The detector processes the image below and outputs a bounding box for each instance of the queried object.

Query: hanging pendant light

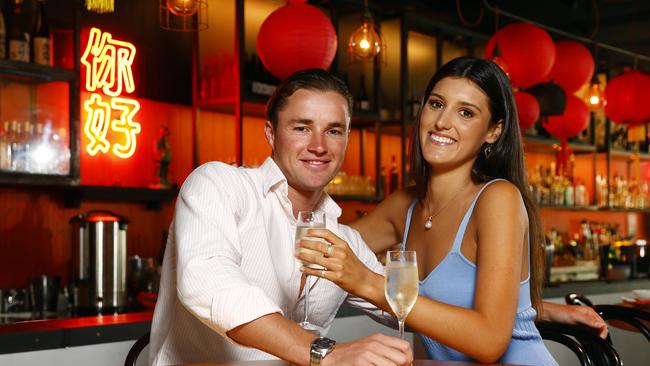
[347,0,383,61]
[585,77,605,111]
[166,0,199,16]
[85,0,114,14]
[160,0,208,32]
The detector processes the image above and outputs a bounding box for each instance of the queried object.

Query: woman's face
[419,76,501,170]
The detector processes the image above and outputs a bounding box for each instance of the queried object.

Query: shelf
[523,136,597,154]
[62,185,178,210]
[539,205,650,213]
[606,148,650,161]
[331,194,383,203]
[0,171,78,186]
[0,60,77,83]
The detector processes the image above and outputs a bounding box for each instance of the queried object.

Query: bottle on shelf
[0,6,6,59]
[389,155,398,194]
[9,0,29,63]
[32,0,52,66]
[0,121,11,170]
[357,74,370,112]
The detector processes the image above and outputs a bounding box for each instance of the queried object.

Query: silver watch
[310,337,336,366]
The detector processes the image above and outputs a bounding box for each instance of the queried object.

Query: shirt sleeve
[339,226,398,328]
[174,163,282,340]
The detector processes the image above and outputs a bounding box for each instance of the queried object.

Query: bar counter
[0,278,647,355]
[182,360,514,366]
[0,310,152,354]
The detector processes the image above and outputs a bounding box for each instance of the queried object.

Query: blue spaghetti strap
[450,179,506,253]
[402,199,418,250]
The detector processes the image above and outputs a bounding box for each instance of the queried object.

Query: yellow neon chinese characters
[81,27,136,97]
[81,27,141,159]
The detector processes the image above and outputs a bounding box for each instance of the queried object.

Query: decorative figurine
[151,126,171,188]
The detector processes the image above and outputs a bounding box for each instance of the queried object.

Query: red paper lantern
[604,70,650,125]
[514,91,540,130]
[543,95,590,139]
[547,41,594,93]
[485,23,556,89]
[257,0,338,80]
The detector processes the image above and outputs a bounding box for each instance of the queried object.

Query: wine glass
[295,211,326,334]
[385,250,419,339]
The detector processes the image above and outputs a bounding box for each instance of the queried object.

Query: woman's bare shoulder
[475,180,527,224]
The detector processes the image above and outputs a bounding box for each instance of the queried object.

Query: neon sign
[81,27,141,158]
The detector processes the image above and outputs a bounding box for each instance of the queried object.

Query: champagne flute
[295,211,326,334]
[385,250,419,339]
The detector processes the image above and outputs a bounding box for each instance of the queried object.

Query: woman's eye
[459,109,473,118]
[429,100,443,109]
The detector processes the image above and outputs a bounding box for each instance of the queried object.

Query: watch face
[313,337,336,351]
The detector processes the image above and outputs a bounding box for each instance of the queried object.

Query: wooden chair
[124,331,150,366]
[536,321,622,366]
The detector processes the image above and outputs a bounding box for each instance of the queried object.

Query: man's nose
[307,132,327,154]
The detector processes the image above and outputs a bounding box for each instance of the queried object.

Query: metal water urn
[70,210,128,313]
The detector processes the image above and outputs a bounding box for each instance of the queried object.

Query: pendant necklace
[424,184,470,230]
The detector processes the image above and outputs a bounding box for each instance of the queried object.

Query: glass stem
[398,319,405,339]
[303,275,311,324]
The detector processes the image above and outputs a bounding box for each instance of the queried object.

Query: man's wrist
[310,337,336,366]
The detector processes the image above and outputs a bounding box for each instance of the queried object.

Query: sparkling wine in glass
[295,211,326,334]
[385,250,419,339]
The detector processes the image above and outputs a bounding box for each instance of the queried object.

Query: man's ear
[264,120,275,147]
[486,120,504,144]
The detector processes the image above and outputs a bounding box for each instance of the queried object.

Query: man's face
[265,89,350,194]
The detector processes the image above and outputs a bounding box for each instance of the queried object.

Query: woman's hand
[296,229,384,302]
[541,302,609,339]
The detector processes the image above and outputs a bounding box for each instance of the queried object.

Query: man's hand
[322,333,412,366]
[541,302,608,339]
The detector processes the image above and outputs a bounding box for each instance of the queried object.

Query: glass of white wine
[295,211,326,334]
[385,250,419,339]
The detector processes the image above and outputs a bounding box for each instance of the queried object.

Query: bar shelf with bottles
[0,0,79,186]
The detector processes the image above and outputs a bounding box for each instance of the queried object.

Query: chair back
[537,321,622,366]
[124,332,150,366]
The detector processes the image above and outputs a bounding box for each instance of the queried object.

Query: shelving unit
[0,7,81,187]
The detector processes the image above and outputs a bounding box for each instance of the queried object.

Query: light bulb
[167,0,198,16]
[584,82,605,111]
[348,20,382,61]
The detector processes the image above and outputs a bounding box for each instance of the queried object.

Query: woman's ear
[264,121,275,147]
[485,119,504,144]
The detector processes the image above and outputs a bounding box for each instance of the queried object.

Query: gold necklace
[424,184,470,230]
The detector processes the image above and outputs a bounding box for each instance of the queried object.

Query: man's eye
[294,126,307,132]
[328,129,343,136]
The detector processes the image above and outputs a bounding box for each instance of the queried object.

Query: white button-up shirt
[149,158,387,365]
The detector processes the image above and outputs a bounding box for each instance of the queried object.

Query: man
[149,69,412,366]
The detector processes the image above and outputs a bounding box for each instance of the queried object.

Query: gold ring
[326,243,334,257]
[320,268,327,277]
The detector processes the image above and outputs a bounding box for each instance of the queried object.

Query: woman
[298,57,595,365]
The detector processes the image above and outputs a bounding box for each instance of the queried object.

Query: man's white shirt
[149,157,389,365]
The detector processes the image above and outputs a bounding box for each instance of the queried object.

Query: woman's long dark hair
[409,56,545,315]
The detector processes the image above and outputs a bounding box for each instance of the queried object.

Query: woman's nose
[434,110,453,130]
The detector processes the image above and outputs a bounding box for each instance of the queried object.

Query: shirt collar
[259,157,342,219]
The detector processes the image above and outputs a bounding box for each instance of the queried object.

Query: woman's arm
[540,302,608,338]
[299,181,526,363]
[349,188,414,254]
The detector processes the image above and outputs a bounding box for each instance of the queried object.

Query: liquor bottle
[0,121,11,170]
[389,155,399,194]
[0,7,6,59]
[10,120,22,171]
[32,0,51,66]
[9,0,29,62]
[357,74,370,111]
